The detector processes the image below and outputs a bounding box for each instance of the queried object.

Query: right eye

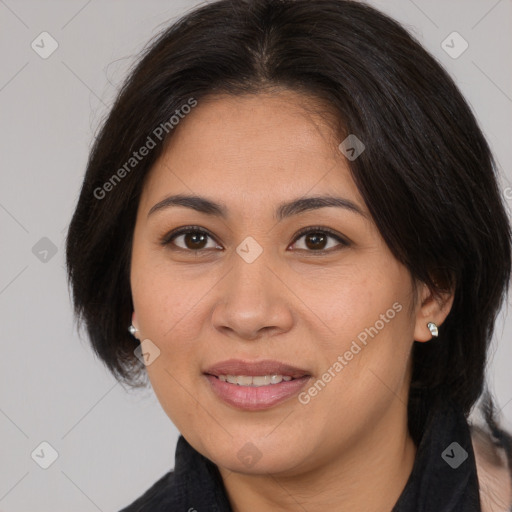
[160,226,223,253]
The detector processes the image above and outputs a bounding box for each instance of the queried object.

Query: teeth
[218,375,294,386]
[253,375,271,386]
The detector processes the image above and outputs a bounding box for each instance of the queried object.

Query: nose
[211,250,294,341]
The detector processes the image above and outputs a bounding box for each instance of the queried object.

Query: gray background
[0,0,511,510]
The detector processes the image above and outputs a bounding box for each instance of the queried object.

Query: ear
[413,282,454,342]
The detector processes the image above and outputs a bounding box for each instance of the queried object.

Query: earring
[427,322,439,338]
[128,325,139,337]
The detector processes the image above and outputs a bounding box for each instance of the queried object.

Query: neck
[217,400,417,512]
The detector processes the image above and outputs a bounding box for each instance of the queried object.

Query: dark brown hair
[66,0,511,448]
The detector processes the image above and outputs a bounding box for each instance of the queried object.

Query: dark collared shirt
[120,400,512,511]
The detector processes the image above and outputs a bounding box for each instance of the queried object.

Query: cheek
[131,248,207,342]
[308,263,406,348]
[309,264,414,402]
[134,268,205,431]
[133,275,205,385]
[130,249,208,423]
[146,364,202,436]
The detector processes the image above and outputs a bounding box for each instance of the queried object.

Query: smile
[216,374,294,386]
[204,374,311,411]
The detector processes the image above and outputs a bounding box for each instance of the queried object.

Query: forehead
[139,91,363,214]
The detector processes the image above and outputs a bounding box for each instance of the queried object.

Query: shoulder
[471,426,512,512]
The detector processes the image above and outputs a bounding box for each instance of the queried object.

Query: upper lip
[204,359,311,379]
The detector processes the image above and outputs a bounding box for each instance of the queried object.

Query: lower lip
[205,375,311,411]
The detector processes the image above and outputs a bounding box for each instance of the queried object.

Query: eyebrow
[147,193,366,221]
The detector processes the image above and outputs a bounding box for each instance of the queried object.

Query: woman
[65,0,512,510]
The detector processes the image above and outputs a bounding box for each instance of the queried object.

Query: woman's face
[130,90,439,475]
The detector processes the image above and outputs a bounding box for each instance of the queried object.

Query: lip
[204,359,310,379]
[203,359,312,411]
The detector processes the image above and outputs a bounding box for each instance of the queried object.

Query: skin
[129,89,454,512]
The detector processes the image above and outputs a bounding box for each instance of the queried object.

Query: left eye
[161,226,349,253]
[290,228,349,252]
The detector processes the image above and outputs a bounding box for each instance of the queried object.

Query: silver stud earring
[128,325,139,337]
[427,322,438,338]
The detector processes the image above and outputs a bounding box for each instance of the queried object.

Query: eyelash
[159,225,350,255]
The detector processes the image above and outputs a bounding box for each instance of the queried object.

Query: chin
[217,449,303,475]
[202,432,311,475]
